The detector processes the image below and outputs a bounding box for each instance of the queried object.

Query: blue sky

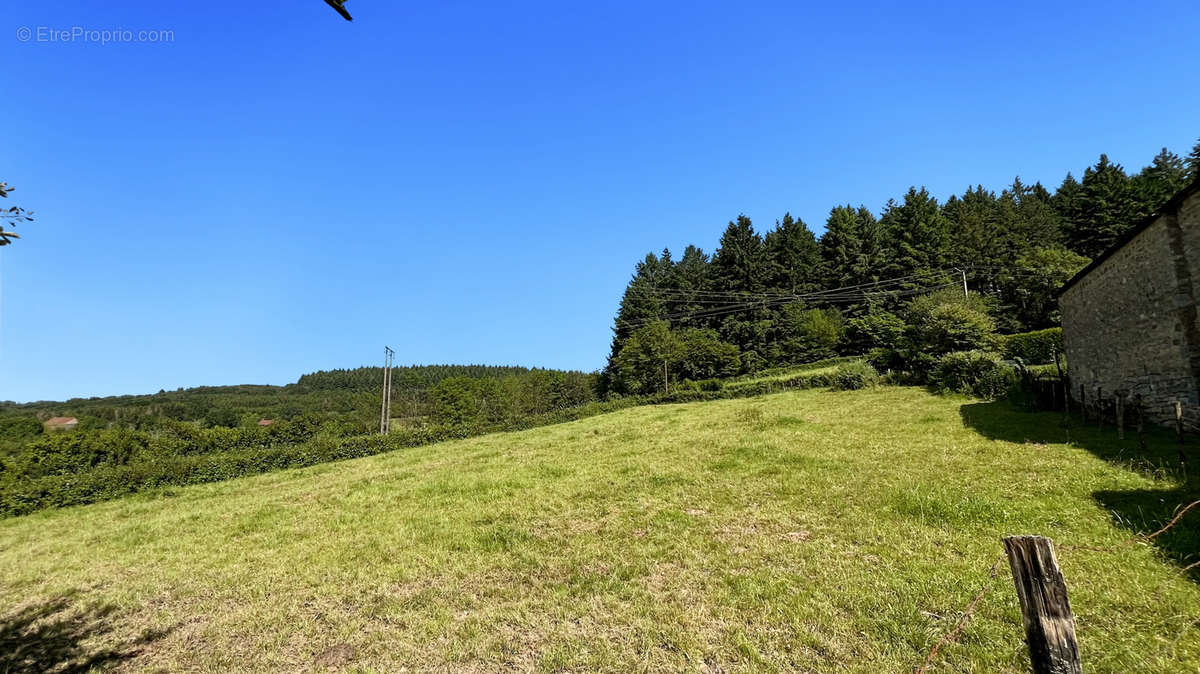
[1,1,1197,402]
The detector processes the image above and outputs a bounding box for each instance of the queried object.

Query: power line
[620,271,957,312]
[625,269,957,303]
[613,276,961,331]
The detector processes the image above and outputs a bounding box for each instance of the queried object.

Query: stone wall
[1060,188,1200,426]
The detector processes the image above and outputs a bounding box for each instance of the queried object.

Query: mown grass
[0,387,1196,672]
[724,357,856,390]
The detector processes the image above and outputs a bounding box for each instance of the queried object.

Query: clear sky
[2,1,1197,402]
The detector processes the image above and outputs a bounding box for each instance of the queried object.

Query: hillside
[1,387,1196,672]
[0,364,580,425]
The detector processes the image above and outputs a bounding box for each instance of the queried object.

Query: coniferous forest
[600,141,1200,395]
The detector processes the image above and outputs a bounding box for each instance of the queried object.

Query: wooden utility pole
[1003,535,1082,674]
[379,346,394,435]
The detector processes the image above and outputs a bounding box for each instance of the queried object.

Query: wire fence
[915,499,1199,672]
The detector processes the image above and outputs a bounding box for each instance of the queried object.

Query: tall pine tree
[1132,148,1188,219]
[944,185,1002,272]
[879,187,950,282]
[1069,154,1136,258]
[712,215,767,293]
[998,177,1064,256]
[712,215,771,361]
[606,252,673,371]
[764,212,821,294]
[819,205,863,287]
[1187,137,1200,182]
[852,206,883,287]
[672,245,713,329]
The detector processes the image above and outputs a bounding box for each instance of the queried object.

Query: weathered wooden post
[1053,349,1067,416]
[1136,394,1145,451]
[1079,384,1087,423]
[1096,386,1103,431]
[1116,393,1125,441]
[1003,536,1082,674]
[1177,400,1188,470]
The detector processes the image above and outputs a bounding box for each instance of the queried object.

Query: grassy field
[723,358,853,391]
[0,386,1196,672]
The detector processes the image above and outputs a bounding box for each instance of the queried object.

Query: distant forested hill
[0,363,602,516]
[0,364,596,449]
[294,364,535,393]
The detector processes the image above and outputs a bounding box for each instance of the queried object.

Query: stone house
[1059,177,1200,426]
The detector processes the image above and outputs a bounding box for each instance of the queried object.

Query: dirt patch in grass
[314,643,355,669]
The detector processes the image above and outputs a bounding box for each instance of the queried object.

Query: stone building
[1059,177,1200,426]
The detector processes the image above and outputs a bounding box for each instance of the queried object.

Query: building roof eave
[1059,176,1200,297]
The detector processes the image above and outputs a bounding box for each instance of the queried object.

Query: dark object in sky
[324,0,353,21]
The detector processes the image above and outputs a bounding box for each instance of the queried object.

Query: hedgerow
[1000,327,1064,364]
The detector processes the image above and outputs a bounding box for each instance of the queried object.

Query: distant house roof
[257,419,275,426]
[44,416,79,429]
[1060,175,1200,296]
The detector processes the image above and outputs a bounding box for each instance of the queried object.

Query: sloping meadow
[0,387,1195,672]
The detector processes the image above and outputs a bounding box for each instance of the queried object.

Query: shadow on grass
[960,401,1199,579]
[0,594,174,673]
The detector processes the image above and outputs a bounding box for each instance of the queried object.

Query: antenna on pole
[379,346,394,435]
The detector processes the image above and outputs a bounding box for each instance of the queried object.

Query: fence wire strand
[916,498,1199,671]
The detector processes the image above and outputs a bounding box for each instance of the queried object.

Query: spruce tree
[606,252,671,372]
[944,185,1001,271]
[1132,147,1188,218]
[672,245,712,329]
[879,187,950,282]
[852,206,883,286]
[712,215,771,359]
[1187,137,1200,182]
[999,177,1064,256]
[819,205,863,287]
[764,212,821,294]
[1052,172,1083,225]
[1070,154,1136,258]
[712,215,767,293]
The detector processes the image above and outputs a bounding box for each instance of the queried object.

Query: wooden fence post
[1003,536,1082,674]
[1116,393,1124,441]
[1136,394,1145,451]
[1096,386,1103,430]
[1053,350,1068,417]
[1079,385,1086,423]
[1177,400,1188,470]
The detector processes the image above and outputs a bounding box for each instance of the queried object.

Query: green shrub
[831,361,879,391]
[1001,327,1063,365]
[775,305,844,363]
[910,301,996,356]
[931,351,1016,399]
[842,311,907,354]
